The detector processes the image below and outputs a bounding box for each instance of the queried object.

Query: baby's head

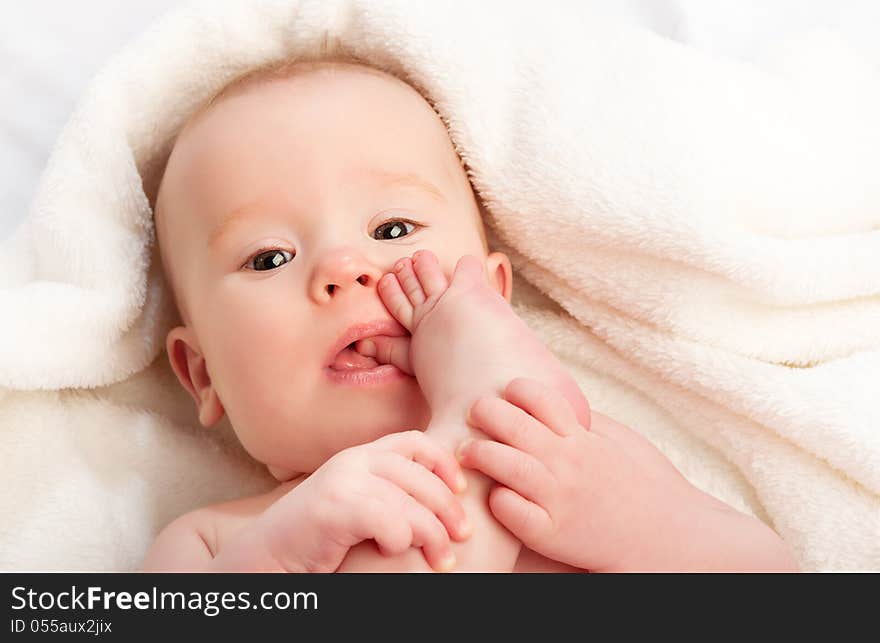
[154,55,512,481]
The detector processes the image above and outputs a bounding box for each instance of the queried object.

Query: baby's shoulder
[194,477,304,541]
[143,480,302,571]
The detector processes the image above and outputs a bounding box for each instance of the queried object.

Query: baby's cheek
[219,368,306,456]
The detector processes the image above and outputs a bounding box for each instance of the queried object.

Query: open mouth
[325,340,405,387]
[328,342,380,372]
[324,319,408,386]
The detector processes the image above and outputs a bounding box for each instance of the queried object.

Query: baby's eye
[373,219,417,240]
[247,248,294,272]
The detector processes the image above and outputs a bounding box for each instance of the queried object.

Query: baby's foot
[357,250,590,571]
[362,249,590,437]
[357,249,591,572]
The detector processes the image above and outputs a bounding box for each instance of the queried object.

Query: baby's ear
[485,252,513,302]
[165,326,225,428]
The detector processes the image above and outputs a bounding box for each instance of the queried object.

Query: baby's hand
[458,377,707,572]
[258,431,471,572]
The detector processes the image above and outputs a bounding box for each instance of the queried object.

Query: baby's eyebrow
[208,201,269,248]
[207,169,445,248]
[364,169,446,204]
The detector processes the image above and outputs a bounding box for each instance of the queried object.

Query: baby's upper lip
[325,319,408,368]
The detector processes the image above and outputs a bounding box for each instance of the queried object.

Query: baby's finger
[372,451,471,542]
[503,377,579,437]
[457,438,553,505]
[468,395,553,456]
[379,430,467,494]
[356,335,413,375]
[350,482,413,556]
[488,486,553,548]
[402,495,457,572]
[366,480,455,570]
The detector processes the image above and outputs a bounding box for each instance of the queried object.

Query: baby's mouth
[329,342,380,371]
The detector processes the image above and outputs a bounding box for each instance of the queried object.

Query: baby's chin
[263,410,432,482]
[266,463,301,482]
[326,378,431,433]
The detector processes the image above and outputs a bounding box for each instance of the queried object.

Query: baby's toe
[412,250,449,298]
[394,257,426,307]
[356,335,414,375]
[378,272,414,330]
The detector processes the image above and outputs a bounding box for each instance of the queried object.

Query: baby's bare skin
[143,474,576,572]
[358,249,592,571]
[143,60,796,573]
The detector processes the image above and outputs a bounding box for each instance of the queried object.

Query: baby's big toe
[355,335,413,375]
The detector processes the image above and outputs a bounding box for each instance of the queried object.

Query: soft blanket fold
[1,0,878,570]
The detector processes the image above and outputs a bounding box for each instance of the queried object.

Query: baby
[142,55,798,572]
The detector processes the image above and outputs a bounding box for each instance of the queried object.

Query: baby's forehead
[169,65,453,179]
[173,70,444,182]
[182,60,434,140]
[155,60,465,234]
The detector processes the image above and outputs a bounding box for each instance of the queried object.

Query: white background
[1,0,878,242]
[0,0,183,240]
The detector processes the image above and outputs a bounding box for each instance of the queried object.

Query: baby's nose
[310,249,383,302]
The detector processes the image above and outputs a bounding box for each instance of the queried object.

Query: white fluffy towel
[1,0,878,571]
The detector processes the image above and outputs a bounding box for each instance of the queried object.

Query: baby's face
[155,64,508,479]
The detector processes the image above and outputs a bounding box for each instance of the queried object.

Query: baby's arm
[623,495,799,572]
[458,377,799,572]
[142,511,215,571]
[143,431,469,572]
[142,502,284,572]
[143,480,502,574]
[144,452,516,573]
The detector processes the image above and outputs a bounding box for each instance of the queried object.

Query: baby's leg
[365,250,591,570]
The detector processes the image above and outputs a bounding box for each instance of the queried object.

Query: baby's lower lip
[325,364,408,386]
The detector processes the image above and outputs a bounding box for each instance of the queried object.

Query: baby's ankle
[425,410,482,452]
